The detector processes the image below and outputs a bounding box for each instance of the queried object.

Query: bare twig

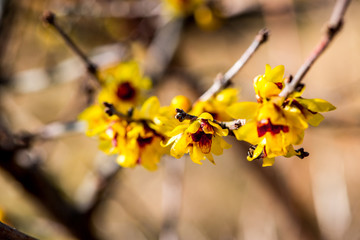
[199,28,269,101]
[175,108,244,131]
[42,11,99,81]
[0,221,38,240]
[175,108,197,122]
[279,0,351,98]
[103,102,133,120]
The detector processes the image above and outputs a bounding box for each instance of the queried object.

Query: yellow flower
[227,64,336,166]
[117,122,166,171]
[97,61,152,114]
[79,96,169,170]
[228,100,307,166]
[254,64,285,102]
[163,112,231,164]
[191,88,238,121]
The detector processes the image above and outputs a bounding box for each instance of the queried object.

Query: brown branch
[0,126,100,240]
[279,0,351,98]
[0,221,38,240]
[42,11,99,81]
[199,28,269,101]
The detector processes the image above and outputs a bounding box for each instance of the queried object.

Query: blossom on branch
[227,65,335,166]
[97,61,152,114]
[162,112,231,164]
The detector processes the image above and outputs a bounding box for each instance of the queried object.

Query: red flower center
[257,119,289,137]
[191,129,212,154]
[116,82,136,100]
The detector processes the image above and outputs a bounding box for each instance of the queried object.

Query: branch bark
[0,221,38,240]
[199,28,269,101]
[279,0,351,98]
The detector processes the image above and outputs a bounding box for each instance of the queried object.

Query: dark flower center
[116,82,136,100]
[257,119,289,137]
[137,136,153,148]
[191,129,212,154]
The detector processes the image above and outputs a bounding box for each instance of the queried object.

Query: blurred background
[0,0,359,239]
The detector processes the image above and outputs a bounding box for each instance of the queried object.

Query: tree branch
[0,221,38,240]
[199,28,269,101]
[0,126,100,240]
[42,11,99,81]
[279,0,351,98]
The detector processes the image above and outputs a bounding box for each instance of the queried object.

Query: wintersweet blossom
[97,61,152,114]
[227,65,335,166]
[163,112,231,164]
[80,82,169,170]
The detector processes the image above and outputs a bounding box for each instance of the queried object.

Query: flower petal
[307,113,325,127]
[188,121,201,134]
[190,144,205,164]
[199,112,214,121]
[233,121,259,144]
[262,157,275,167]
[226,102,258,120]
[297,98,336,112]
[267,65,284,82]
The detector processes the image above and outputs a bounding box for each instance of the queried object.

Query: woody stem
[279,0,351,98]
[199,28,269,101]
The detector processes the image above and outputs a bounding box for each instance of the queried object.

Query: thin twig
[175,108,244,131]
[199,28,269,101]
[279,0,351,98]
[0,221,38,240]
[42,11,99,81]
[103,102,133,120]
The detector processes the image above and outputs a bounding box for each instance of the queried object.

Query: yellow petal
[297,98,336,112]
[168,124,188,136]
[211,135,223,155]
[264,64,272,76]
[307,112,325,126]
[226,102,259,120]
[199,112,214,121]
[188,121,200,133]
[190,144,205,164]
[139,96,160,119]
[267,65,284,82]
[170,134,189,158]
[262,157,275,167]
[233,121,259,144]
[206,153,215,164]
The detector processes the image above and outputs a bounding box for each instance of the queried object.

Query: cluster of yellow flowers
[79,61,334,170]
[227,65,335,166]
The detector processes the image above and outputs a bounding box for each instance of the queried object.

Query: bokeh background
[0,0,360,239]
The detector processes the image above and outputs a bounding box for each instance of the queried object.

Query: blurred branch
[42,11,99,81]
[199,28,269,101]
[0,125,101,240]
[159,157,185,240]
[235,143,324,240]
[279,0,351,98]
[144,18,184,84]
[0,221,37,240]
